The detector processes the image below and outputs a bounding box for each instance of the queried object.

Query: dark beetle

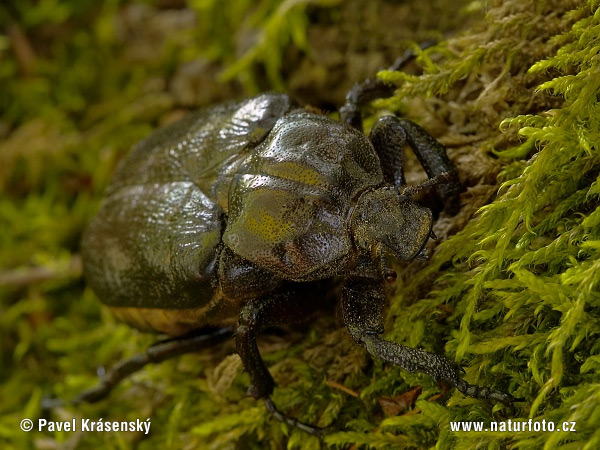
[80,91,513,434]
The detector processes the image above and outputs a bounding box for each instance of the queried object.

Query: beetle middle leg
[236,283,326,436]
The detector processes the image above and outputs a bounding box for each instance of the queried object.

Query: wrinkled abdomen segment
[82,181,224,323]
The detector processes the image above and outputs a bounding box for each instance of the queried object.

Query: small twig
[7,23,37,76]
[325,380,359,397]
[0,255,82,287]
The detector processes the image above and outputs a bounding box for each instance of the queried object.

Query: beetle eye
[384,270,397,283]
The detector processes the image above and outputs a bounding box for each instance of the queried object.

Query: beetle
[75,69,514,435]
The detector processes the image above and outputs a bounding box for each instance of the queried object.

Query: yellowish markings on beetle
[106,287,242,336]
[108,305,212,336]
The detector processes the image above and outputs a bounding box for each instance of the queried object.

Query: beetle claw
[264,397,326,437]
[247,385,262,399]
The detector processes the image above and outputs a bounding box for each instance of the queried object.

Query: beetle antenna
[399,171,452,198]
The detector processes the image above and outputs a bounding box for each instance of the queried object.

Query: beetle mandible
[78,66,514,435]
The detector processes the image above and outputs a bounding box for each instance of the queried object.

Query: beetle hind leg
[42,327,232,410]
[264,397,323,436]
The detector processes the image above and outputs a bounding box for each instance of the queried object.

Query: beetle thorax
[350,187,433,261]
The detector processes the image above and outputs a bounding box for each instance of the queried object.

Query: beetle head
[351,187,433,261]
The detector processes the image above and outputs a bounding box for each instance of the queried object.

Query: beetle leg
[395,117,461,210]
[369,115,407,189]
[342,272,515,409]
[340,77,395,131]
[360,334,515,407]
[341,262,386,341]
[340,43,434,130]
[42,328,231,410]
[236,284,325,436]
[369,115,461,211]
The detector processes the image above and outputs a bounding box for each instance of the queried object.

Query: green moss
[2,0,599,449]
[347,0,600,448]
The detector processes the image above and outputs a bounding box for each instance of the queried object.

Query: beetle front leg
[369,115,461,211]
[340,78,395,131]
[236,285,325,436]
[359,334,515,406]
[368,115,407,189]
[397,118,461,210]
[342,276,515,408]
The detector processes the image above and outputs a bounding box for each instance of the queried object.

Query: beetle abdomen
[82,181,222,310]
[82,93,294,317]
[106,287,241,336]
[108,304,216,336]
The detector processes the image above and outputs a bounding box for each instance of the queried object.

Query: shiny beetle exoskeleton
[77,83,513,434]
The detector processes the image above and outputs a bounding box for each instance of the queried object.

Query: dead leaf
[377,386,422,416]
